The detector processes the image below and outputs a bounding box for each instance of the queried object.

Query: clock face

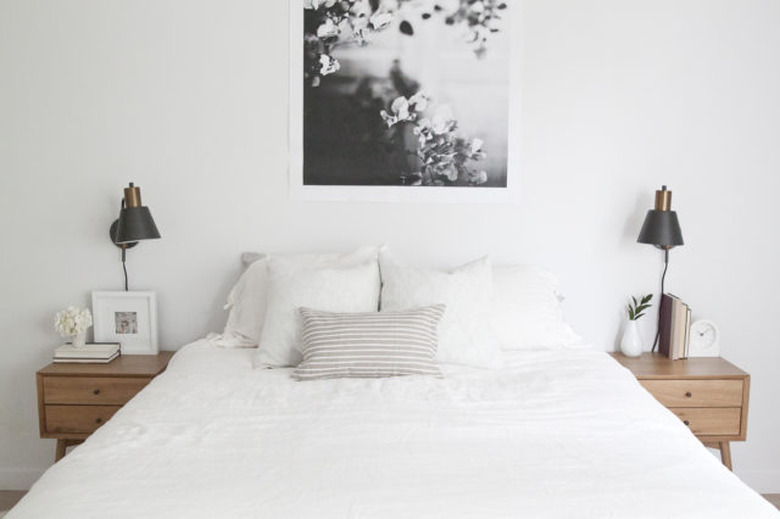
[689,320,719,357]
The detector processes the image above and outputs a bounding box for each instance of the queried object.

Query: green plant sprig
[627,294,653,321]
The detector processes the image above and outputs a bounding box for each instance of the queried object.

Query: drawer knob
[683,420,691,426]
[93,389,101,395]
[685,392,692,398]
[95,418,102,424]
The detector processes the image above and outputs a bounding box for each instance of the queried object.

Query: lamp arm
[122,247,129,292]
[651,248,670,352]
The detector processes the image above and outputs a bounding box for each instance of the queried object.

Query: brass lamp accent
[654,186,672,212]
[109,182,161,291]
[122,183,143,209]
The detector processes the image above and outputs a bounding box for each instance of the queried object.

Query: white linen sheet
[9,341,778,518]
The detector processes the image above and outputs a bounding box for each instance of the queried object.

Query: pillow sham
[214,255,269,348]
[379,252,502,368]
[291,305,445,381]
[254,258,381,368]
[214,246,380,348]
[491,264,584,350]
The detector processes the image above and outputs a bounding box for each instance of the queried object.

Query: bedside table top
[38,351,174,377]
[611,352,747,380]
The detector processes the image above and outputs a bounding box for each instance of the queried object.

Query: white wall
[1,0,778,492]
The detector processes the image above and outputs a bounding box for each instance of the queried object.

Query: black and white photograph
[291,0,520,202]
[114,311,138,334]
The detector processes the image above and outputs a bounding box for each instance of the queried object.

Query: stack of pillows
[214,246,584,380]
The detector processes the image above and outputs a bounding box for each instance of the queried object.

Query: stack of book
[54,343,120,363]
[659,293,691,360]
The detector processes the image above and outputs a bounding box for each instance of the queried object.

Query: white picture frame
[91,291,159,355]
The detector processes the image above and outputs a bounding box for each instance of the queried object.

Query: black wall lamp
[637,185,684,351]
[109,182,161,291]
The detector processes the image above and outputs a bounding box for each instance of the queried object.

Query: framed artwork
[92,291,159,355]
[289,0,521,203]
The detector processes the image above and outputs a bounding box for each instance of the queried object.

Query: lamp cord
[121,247,129,292]
[651,248,669,352]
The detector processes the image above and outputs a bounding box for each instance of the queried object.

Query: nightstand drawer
[669,407,742,436]
[640,379,743,407]
[43,376,150,405]
[44,405,121,434]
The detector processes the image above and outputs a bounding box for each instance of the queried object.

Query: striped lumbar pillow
[291,305,446,381]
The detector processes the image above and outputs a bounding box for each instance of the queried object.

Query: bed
[9,248,779,517]
[10,341,778,518]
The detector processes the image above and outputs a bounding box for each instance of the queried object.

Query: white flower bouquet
[54,306,93,337]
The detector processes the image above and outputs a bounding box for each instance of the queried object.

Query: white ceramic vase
[72,331,87,349]
[620,320,643,357]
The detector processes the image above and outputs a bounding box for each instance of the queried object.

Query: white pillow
[379,252,502,368]
[254,258,381,368]
[214,246,380,348]
[214,255,270,348]
[492,265,584,350]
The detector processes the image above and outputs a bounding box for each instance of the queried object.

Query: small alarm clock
[688,320,720,357]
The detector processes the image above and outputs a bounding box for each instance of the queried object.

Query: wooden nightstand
[612,352,750,470]
[36,352,174,461]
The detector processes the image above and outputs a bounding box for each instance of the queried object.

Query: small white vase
[71,331,87,349]
[620,320,643,357]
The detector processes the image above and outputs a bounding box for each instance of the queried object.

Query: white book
[54,342,120,359]
[53,351,120,364]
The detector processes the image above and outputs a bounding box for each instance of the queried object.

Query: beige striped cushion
[292,305,446,381]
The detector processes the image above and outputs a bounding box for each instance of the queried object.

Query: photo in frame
[92,291,159,355]
[289,0,522,203]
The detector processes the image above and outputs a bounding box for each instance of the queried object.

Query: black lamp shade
[114,206,161,244]
[637,210,683,249]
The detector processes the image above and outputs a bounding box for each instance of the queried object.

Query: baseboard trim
[738,470,780,494]
[0,468,44,491]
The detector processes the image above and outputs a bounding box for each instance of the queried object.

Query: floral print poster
[290,0,520,202]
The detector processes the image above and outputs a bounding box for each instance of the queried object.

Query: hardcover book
[658,294,674,358]
[53,351,120,363]
[659,294,691,360]
[54,342,120,361]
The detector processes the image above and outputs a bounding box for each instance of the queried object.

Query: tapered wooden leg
[720,442,732,471]
[703,441,733,471]
[55,439,83,462]
[55,440,67,462]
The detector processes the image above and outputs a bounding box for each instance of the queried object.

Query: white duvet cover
[10,341,778,518]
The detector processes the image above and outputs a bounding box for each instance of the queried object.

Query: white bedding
[10,341,778,518]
